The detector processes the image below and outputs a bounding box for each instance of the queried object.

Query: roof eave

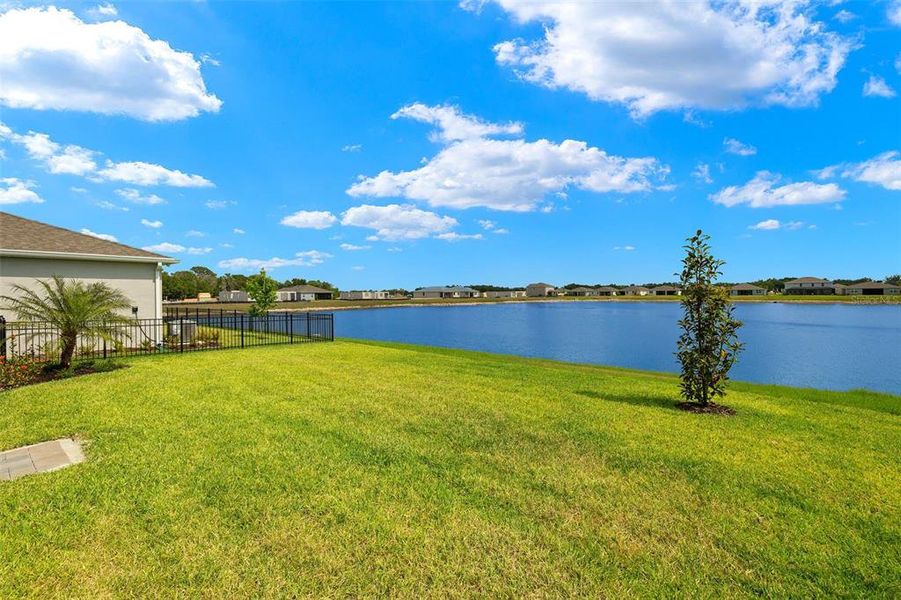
[0,248,178,265]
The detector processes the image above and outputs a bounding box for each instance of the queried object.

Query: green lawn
[1,341,898,596]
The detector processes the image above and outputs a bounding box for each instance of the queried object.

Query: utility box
[167,320,197,344]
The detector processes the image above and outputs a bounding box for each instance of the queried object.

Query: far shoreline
[165,294,901,314]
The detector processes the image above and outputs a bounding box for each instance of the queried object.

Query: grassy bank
[1,342,898,596]
[165,293,901,313]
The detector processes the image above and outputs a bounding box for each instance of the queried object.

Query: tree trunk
[60,333,76,369]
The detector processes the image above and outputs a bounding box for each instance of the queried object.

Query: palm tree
[1,276,133,368]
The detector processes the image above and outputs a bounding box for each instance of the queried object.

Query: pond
[330,301,901,394]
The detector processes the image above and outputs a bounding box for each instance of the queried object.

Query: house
[651,285,682,296]
[621,286,649,296]
[566,286,598,297]
[842,281,901,296]
[595,286,618,296]
[217,290,250,302]
[340,290,390,300]
[217,290,247,302]
[783,277,836,295]
[729,283,766,296]
[484,290,526,299]
[526,282,556,297]
[277,284,334,301]
[0,212,176,322]
[412,286,479,299]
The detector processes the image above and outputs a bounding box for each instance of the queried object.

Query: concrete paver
[0,439,84,481]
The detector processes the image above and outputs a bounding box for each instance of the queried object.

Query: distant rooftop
[278,284,333,293]
[417,286,477,293]
[785,277,831,284]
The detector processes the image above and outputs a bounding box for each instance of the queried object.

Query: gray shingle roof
[0,211,175,263]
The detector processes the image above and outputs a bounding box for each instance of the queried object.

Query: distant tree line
[161,266,339,301]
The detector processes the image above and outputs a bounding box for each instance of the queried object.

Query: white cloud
[749,219,805,230]
[143,242,184,253]
[341,144,362,152]
[205,200,237,210]
[492,227,510,234]
[95,200,128,211]
[613,245,636,251]
[352,265,365,271]
[185,230,205,238]
[218,251,332,271]
[280,210,338,229]
[341,204,457,241]
[838,151,901,191]
[349,104,668,212]
[220,243,234,249]
[0,178,42,205]
[116,188,166,205]
[2,129,97,175]
[86,4,117,19]
[340,243,371,251]
[140,218,162,228]
[473,1,851,118]
[889,0,901,26]
[863,75,896,98]
[724,138,757,156]
[70,187,87,193]
[0,7,221,121]
[98,161,213,187]
[711,172,845,208]
[200,53,220,67]
[693,163,713,184]
[435,232,484,242]
[478,219,497,230]
[81,228,117,242]
[0,122,212,187]
[833,10,855,23]
[233,228,245,234]
[392,103,523,142]
[186,247,212,255]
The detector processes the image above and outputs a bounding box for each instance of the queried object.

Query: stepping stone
[0,438,85,481]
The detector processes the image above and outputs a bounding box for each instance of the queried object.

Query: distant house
[0,211,176,321]
[730,283,766,296]
[783,277,836,295]
[651,285,682,296]
[595,286,618,296]
[621,286,649,296]
[412,286,479,299]
[277,285,334,301]
[526,283,556,297]
[484,290,526,299]
[340,290,390,300]
[842,281,901,296]
[566,286,598,297]
[218,290,249,302]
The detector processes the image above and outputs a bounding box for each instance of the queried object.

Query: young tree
[245,269,278,316]
[1,277,132,368]
[676,230,744,407]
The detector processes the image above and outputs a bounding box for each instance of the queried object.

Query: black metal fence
[0,310,334,362]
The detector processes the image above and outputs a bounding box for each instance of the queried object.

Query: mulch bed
[675,401,736,416]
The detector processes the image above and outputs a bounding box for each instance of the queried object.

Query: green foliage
[885,274,901,286]
[193,326,220,345]
[245,269,278,316]
[676,230,744,406]
[1,276,133,368]
[0,355,44,390]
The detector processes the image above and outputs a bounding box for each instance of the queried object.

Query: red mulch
[675,401,736,416]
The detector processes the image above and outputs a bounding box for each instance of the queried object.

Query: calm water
[328,302,901,394]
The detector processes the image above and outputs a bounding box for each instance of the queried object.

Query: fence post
[306,313,311,340]
[289,312,294,343]
[103,336,107,359]
[329,314,334,341]
[0,316,5,360]
[179,317,184,352]
[240,313,245,348]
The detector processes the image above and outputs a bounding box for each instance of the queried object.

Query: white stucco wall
[0,256,162,322]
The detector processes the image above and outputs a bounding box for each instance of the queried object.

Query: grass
[1,341,898,596]
[166,293,901,312]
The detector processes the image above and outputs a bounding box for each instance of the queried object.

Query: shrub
[193,326,220,345]
[0,356,45,390]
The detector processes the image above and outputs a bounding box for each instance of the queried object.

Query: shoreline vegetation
[1,341,897,596]
[164,293,901,313]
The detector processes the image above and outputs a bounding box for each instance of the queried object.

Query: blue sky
[0,1,899,288]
